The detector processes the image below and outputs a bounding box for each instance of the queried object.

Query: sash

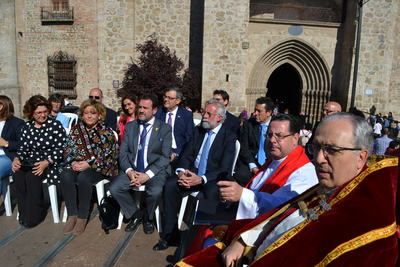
[246,146,310,193]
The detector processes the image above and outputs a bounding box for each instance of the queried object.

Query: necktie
[257,124,267,165]
[136,123,149,172]
[197,131,214,176]
[167,112,173,126]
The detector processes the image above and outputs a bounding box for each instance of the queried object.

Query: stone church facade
[0,0,399,123]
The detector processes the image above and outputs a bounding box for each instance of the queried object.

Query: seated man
[109,95,172,234]
[153,99,237,251]
[178,113,399,266]
[219,114,318,220]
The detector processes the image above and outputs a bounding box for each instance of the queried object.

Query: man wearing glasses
[180,113,398,266]
[155,87,194,163]
[153,99,236,251]
[218,114,318,220]
[88,88,117,131]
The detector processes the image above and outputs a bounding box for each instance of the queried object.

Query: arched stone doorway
[266,63,302,115]
[246,39,331,125]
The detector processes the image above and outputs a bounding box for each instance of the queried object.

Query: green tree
[118,37,200,109]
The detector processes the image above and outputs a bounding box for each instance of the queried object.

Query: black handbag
[98,195,120,234]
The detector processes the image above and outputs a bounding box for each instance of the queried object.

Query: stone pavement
[0,207,176,266]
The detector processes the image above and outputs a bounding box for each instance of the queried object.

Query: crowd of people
[0,87,398,266]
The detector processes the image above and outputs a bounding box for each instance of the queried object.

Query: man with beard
[110,95,172,234]
[153,99,236,251]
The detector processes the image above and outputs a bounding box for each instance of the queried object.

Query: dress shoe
[125,215,142,232]
[143,221,154,235]
[63,215,77,234]
[153,239,169,251]
[73,218,87,235]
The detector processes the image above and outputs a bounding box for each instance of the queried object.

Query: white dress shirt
[164,107,178,150]
[236,161,318,219]
[176,123,222,184]
[126,117,156,179]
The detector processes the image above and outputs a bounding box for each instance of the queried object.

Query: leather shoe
[153,239,169,251]
[125,216,142,232]
[143,221,154,235]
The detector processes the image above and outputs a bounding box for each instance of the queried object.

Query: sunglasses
[89,95,101,100]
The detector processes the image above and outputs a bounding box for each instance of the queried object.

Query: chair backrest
[193,118,201,126]
[231,140,240,176]
[63,112,78,134]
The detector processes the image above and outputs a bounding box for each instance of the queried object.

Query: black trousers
[60,168,103,219]
[13,170,47,228]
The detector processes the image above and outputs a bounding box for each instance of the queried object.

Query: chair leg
[62,206,68,223]
[155,206,162,233]
[178,196,189,231]
[48,184,60,223]
[95,181,106,206]
[4,183,12,216]
[117,212,123,230]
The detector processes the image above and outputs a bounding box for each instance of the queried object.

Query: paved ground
[0,205,176,267]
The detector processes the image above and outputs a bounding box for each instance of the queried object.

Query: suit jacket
[224,111,240,137]
[119,118,172,177]
[234,117,268,185]
[177,124,236,184]
[1,116,25,160]
[155,106,194,156]
[105,107,118,131]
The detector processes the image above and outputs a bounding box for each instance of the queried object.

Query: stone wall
[15,0,99,109]
[355,0,400,117]
[202,0,250,114]
[97,0,135,109]
[0,0,21,114]
[134,0,190,67]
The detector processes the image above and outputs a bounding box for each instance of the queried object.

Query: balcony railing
[41,6,74,25]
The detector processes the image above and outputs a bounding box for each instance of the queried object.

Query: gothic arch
[246,38,331,124]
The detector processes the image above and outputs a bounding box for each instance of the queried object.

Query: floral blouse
[64,121,119,177]
[17,118,67,184]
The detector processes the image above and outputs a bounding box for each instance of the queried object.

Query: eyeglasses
[89,95,101,100]
[312,143,362,157]
[163,95,177,100]
[266,132,293,141]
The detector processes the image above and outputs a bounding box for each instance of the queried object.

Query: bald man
[322,101,342,118]
[89,88,117,131]
[306,101,342,159]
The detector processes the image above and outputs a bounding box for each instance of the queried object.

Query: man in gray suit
[110,94,172,234]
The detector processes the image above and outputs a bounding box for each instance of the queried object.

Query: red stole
[246,146,310,193]
[184,146,310,256]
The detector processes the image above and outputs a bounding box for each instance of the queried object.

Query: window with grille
[47,51,77,99]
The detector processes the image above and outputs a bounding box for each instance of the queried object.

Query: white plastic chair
[63,112,78,134]
[193,118,201,126]
[4,176,13,216]
[178,140,241,230]
[115,185,162,231]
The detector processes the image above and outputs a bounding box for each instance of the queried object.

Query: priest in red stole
[185,114,318,255]
[177,113,399,266]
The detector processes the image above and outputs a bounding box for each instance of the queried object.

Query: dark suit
[224,111,240,137]
[235,117,268,185]
[155,106,194,156]
[2,116,25,161]
[110,118,172,221]
[162,124,236,240]
[105,107,117,131]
